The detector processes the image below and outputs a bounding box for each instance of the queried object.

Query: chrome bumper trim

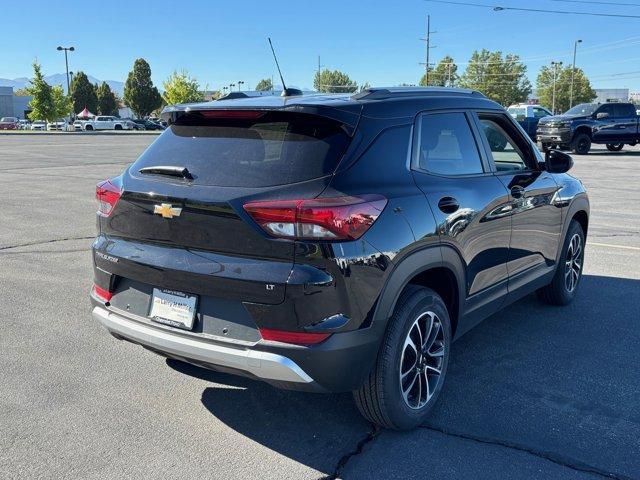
[92,306,313,384]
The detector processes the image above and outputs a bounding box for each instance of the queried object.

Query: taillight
[243,195,387,241]
[96,179,122,217]
[92,284,113,302]
[259,328,331,345]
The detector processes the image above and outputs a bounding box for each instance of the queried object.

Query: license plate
[149,288,197,330]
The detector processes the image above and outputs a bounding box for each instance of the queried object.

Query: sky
[2,0,640,91]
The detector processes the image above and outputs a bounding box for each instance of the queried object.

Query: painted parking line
[588,242,640,252]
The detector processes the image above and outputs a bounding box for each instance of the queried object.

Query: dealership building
[0,86,32,119]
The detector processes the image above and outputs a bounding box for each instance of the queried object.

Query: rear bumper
[93,305,315,386]
[92,302,381,393]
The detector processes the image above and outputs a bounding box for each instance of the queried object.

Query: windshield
[1,117,16,122]
[507,107,526,118]
[564,104,597,116]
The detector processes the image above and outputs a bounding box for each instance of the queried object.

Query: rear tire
[353,286,451,430]
[571,133,591,155]
[114,124,123,131]
[537,220,585,306]
[85,125,93,131]
[606,143,624,152]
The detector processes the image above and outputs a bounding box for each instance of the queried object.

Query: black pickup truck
[537,102,639,154]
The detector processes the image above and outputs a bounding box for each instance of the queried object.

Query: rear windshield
[131,111,350,187]
[507,107,526,118]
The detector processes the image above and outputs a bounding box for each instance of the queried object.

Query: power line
[551,0,640,7]
[423,0,640,18]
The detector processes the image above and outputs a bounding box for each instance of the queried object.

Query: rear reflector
[259,328,332,345]
[243,195,387,241]
[92,284,113,302]
[96,179,122,217]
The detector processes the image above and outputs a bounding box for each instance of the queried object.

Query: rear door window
[131,111,350,187]
[614,104,636,118]
[412,112,484,176]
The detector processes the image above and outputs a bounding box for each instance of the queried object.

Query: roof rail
[352,86,485,101]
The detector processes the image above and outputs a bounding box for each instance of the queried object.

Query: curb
[0,131,162,136]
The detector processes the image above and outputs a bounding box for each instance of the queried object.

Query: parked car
[30,121,46,131]
[47,119,67,131]
[127,118,145,130]
[91,87,589,430]
[0,117,19,130]
[73,120,87,131]
[537,102,639,154]
[507,103,552,139]
[131,119,165,130]
[83,116,132,131]
[18,119,31,130]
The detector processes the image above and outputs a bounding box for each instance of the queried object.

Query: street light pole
[551,61,563,114]
[569,39,582,109]
[56,46,75,96]
[238,81,244,91]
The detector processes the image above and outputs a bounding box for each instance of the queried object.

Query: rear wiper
[139,166,193,180]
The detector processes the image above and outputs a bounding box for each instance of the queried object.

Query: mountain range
[0,74,125,96]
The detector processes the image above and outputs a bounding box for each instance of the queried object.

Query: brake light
[243,195,387,241]
[259,328,332,345]
[96,179,121,217]
[92,284,113,302]
[198,110,265,119]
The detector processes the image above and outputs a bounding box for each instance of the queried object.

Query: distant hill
[0,74,125,96]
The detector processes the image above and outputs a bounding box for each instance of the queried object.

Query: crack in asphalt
[420,424,634,480]
[320,426,381,480]
[0,236,94,252]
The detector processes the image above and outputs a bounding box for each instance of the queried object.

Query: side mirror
[544,150,573,173]
[596,112,610,119]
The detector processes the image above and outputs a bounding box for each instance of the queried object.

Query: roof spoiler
[160,103,362,136]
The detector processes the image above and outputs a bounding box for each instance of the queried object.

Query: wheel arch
[573,125,592,139]
[556,194,590,264]
[371,246,465,338]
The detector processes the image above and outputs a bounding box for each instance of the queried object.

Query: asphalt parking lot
[0,135,639,479]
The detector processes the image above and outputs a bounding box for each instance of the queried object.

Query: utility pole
[569,39,582,109]
[551,61,563,114]
[420,15,437,84]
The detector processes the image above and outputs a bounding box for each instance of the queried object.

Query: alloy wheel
[399,311,445,409]
[565,233,583,293]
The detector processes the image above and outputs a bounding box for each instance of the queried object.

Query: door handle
[511,185,525,198]
[438,196,460,214]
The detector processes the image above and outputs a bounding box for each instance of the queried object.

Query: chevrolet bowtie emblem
[154,203,182,219]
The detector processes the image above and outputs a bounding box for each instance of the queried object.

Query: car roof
[162,87,502,127]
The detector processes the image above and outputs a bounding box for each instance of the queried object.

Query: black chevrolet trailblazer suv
[91,87,589,429]
[537,102,639,155]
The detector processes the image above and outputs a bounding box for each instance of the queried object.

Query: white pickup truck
[82,116,133,131]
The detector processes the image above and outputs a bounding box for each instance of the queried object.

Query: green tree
[420,55,458,87]
[124,58,163,117]
[255,78,273,91]
[314,69,357,93]
[96,82,119,116]
[458,49,532,106]
[70,71,98,114]
[162,70,203,105]
[14,87,31,96]
[536,64,596,115]
[52,85,72,119]
[26,62,56,122]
